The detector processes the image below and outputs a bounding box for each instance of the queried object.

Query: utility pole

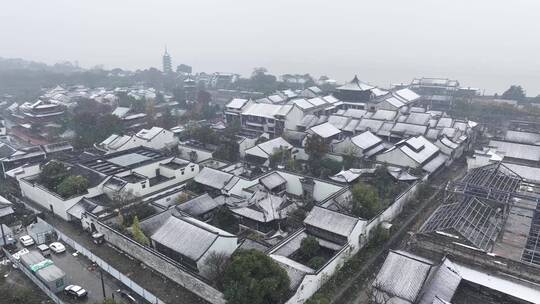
[100,269,106,299]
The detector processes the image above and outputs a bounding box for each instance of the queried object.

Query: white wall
[285,106,305,131]
[285,180,422,304]
[20,177,105,221]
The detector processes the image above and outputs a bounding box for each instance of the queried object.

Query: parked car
[92,232,105,245]
[49,242,66,253]
[19,235,34,247]
[64,285,88,298]
[37,244,51,257]
[116,289,138,303]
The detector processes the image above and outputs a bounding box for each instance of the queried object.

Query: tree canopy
[223,249,290,304]
[56,175,89,198]
[131,215,150,246]
[39,161,69,190]
[351,182,382,219]
[501,85,526,101]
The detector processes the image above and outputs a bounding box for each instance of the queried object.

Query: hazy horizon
[1,0,539,95]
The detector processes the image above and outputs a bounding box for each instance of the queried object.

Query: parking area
[14,231,143,304]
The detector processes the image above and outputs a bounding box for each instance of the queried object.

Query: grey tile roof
[177,193,221,216]
[260,172,287,190]
[151,214,234,261]
[194,167,234,190]
[373,250,434,303]
[304,206,358,238]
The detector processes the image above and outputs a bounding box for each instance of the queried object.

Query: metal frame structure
[420,195,503,251]
[421,162,540,266]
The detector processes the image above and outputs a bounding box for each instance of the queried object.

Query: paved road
[49,245,131,304]
[13,231,138,303]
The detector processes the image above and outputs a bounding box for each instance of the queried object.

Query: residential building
[410,77,460,110]
[331,131,385,158]
[371,250,540,304]
[376,136,448,174]
[96,127,178,153]
[139,208,237,274]
[14,147,199,223]
[244,137,293,166]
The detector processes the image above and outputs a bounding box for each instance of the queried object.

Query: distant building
[410,77,460,111]
[162,47,172,74]
[96,127,178,154]
[176,64,192,75]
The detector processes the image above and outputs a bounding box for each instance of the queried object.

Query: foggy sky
[1,0,540,95]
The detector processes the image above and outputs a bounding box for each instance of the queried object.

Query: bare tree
[202,252,230,286]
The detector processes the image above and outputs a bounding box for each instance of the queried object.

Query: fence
[3,248,66,304]
[54,229,166,304]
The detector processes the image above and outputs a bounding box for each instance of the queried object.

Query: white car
[19,235,35,247]
[49,242,66,253]
[64,285,88,298]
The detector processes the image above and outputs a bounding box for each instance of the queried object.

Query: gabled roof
[230,191,289,223]
[136,127,166,141]
[309,122,341,139]
[304,206,359,238]
[371,109,397,121]
[399,136,439,164]
[351,131,382,150]
[337,75,374,91]
[395,88,420,103]
[151,214,235,261]
[194,167,234,190]
[373,250,434,304]
[327,115,350,130]
[177,193,221,216]
[242,103,292,118]
[112,107,130,118]
[260,172,287,190]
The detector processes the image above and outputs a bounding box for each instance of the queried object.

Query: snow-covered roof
[226,98,248,109]
[112,107,130,118]
[304,206,359,238]
[489,140,540,162]
[351,131,382,150]
[373,250,434,303]
[260,172,287,190]
[327,115,350,130]
[242,103,292,118]
[194,167,234,190]
[391,123,428,137]
[177,193,221,216]
[337,76,374,91]
[371,109,397,121]
[293,98,315,110]
[406,113,431,125]
[230,191,289,222]
[310,122,341,139]
[343,109,368,119]
[395,88,420,103]
[245,137,292,159]
[136,127,165,141]
[504,130,540,145]
[151,214,234,261]
[355,118,384,133]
